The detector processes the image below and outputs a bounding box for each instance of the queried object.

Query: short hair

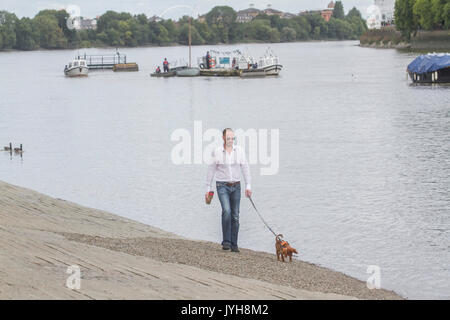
[223,128,233,136]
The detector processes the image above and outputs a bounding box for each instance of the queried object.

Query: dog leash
[248,196,278,237]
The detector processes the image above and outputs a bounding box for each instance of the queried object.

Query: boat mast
[188,16,192,67]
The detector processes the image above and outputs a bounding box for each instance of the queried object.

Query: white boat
[198,49,255,71]
[256,48,282,75]
[240,69,266,78]
[64,58,89,77]
[175,66,200,77]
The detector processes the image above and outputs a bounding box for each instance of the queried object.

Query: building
[236,7,261,23]
[299,1,335,22]
[321,1,335,22]
[197,14,206,23]
[80,18,97,30]
[261,8,283,17]
[367,0,395,29]
[281,12,297,19]
[374,0,395,25]
[299,10,322,17]
[71,17,97,30]
[149,15,163,23]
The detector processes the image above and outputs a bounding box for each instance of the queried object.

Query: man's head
[222,128,235,148]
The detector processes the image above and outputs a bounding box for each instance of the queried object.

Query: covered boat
[407,53,450,83]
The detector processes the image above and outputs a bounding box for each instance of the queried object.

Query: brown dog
[275,234,298,262]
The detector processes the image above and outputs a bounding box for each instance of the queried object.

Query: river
[0,41,449,299]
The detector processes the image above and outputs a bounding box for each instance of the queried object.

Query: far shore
[0,39,359,54]
[0,179,404,299]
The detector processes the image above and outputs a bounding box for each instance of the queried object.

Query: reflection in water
[0,41,449,299]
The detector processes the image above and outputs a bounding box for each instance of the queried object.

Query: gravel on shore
[0,180,404,299]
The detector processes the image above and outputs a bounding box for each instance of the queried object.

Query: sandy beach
[0,180,403,299]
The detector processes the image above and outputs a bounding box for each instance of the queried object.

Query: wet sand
[0,180,403,299]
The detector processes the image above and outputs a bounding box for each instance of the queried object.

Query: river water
[1,41,449,299]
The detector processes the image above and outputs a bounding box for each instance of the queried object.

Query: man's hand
[205,192,210,202]
[245,189,252,198]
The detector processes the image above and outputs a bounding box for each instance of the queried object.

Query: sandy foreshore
[0,180,403,299]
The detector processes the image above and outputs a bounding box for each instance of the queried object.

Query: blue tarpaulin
[407,53,450,74]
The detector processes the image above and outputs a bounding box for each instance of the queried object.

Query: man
[206,51,211,69]
[205,128,252,252]
[163,58,169,72]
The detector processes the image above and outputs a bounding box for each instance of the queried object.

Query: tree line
[0,2,367,51]
[395,0,450,38]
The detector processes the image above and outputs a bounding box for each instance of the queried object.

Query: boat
[175,16,199,77]
[240,69,266,78]
[175,66,200,77]
[255,48,283,76]
[407,53,450,84]
[64,58,89,77]
[197,49,250,71]
[150,70,176,77]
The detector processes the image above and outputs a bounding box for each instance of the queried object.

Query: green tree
[292,16,311,40]
[305,13,327,38]
[178,23,205,45]
[313,26,321,39]
[15,17,38,50]
[330,18,353,39]
[333,1,345,20]
[205,6,236,28]
[0,11,18,49]
[155,24,170,44]
[32,13,67,48]
[395,0,418,38]
[161,19,178,42]
[196,21,219,43]
[281,26,296,41]
[445,2,450,28]
[346,7,362,20]
[413,0,434,30]
[431,0,447,28]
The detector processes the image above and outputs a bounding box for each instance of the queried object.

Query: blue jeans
[216,181,241,249]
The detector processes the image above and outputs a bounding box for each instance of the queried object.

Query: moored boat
[150,70,176,77]
[175,66,200,77]
[64,58,89,77]
[255,48,282,75]
[407,53,450,84]
[240,69,266,78]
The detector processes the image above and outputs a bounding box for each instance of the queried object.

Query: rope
[248,196,278,237]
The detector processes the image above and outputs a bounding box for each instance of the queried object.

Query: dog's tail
[276,234,283,239]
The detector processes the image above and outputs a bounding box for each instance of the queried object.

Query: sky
[2,0,376,19]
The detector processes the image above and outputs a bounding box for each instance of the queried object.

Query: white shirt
[206,145,251,192]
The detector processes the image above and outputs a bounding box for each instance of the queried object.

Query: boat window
[80,61,85,66]
[74,61,79,67]
[69,63,72,68]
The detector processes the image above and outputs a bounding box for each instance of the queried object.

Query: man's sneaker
[231,247,240,253]
[222,244,231,250]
